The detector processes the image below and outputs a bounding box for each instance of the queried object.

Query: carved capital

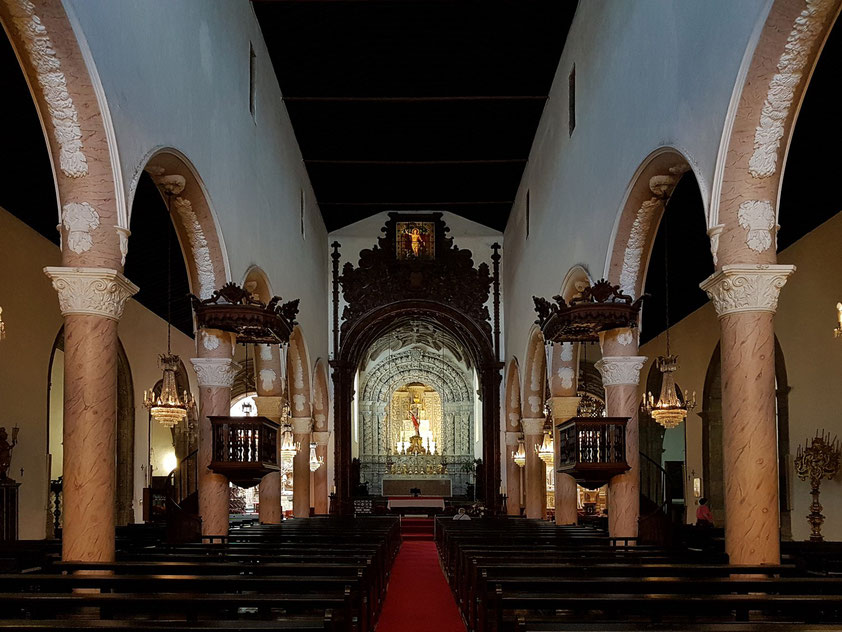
[254,396,283,420]
[292,417,313,435]
[700,264,795,318]
[505,430,522,445]
[44,267,138,321]
[521,418,545,436]
[313,431,330,446]
[550,396,581,422]
[190,357,238,388]
[595,355,647,387]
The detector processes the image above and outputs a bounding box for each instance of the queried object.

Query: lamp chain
[663,206,671,357]
[165,191,173,355]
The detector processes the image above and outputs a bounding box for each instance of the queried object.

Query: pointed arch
[312,358,330,433]
[521,325,547,418]
[288,325,313,419]
[504,357,522,432]
[242,265,274,303]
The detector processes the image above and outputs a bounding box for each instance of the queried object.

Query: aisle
[377,541,466,632]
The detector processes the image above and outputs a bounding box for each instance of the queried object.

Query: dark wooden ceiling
[253,0,578,232]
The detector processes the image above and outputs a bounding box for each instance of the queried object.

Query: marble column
[313,431,330,514]
[522,417,546,520]
[701,264,794,565]
[255,343,283,524]
[44,267,138,563]
[191,333,237,539]
[292,417,313,518]
[596,330,646,540]
[505,431,522,516]
[550,396,581,525]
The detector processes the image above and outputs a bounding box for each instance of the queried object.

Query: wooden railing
[556,417,630,487]
[208,416,280,488]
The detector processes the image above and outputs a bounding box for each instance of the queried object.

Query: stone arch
[605,147,696,299]
[287,325,313,418]
[0,0,125,268]
[711,0,841,267]
[504,358,522,432]
[521,325,547,418]
[137,148,230,301]
[312,359,330,433]
[242,265,273,303]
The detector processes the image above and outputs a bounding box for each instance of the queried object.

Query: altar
[382,474,452,497]
[387,496,446,510]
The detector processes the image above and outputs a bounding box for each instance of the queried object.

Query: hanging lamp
[308,442,324,472]
[512,439,526,468]
[279,346,300,459]
[641,210,695,429]
[535,432,554,467]
[144,190,194,428]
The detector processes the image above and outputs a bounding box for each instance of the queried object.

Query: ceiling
[253,0,578,232]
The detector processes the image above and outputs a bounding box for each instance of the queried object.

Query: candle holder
[835,302,842,338]
[794,431,841,542]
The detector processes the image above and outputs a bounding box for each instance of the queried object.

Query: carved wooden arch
[504,358,522,433]
[712,0,842,268]
[312,359,330,433]
[0,0,125,268]
[332,300,502,513]
[287,325,313,419]
[360,349,473,403]
[137,148,230,301]
[605,148,696,299]
[521,325,547,419]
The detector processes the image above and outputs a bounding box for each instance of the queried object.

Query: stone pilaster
[313,431,330,515]
[45,267,138,563]
[292,417,313,518]
[505,430,522,516]
[700,264,794,564]
[191,350,237,538]
[596,340,646,540]
[521,417,546,519]
[550,396,581,525]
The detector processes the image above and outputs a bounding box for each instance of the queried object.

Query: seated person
[452,507,471,521]
[696,497,714,527]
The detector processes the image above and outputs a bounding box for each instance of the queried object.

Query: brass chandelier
[144,190,194,428]
[279,359,300,459]
[535,432,554,467]
[512,439,526,468]
[641,211,695,429]
[308,442,324,472]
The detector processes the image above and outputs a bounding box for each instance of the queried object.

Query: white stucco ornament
[557,366,575,390]
[172,197,216,299]
[44,267,138,321]
[749,0,834,178]
[201,330,221,351]
[620,199,661,297]
[700,264,795,317]
[62,203,100,254]
[708,224,725,266]
[560,342,574,362]
[190,357,238,388]
[738,200,776,253]
[616,330,635,347]
[6,0,88,178]
[259,368,277,392]
[595,355,647,387]
[293,393,307,413]
[259,344,273,361]
[115,227,130,266]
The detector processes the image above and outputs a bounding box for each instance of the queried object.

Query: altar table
[381,475,452,497]
[387,496,446,510]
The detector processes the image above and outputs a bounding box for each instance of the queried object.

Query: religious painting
[395,221,435,260]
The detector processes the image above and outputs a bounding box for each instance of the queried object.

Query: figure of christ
[405,227,424,257]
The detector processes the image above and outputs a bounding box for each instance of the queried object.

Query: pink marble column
[45,267,138,563]
[701,264,794,565]
[191,331,237,539]
[596,329,646,540]
[292,418,313,518]
[313,431,330,514]
[505,431,522,516]
[522,418,546,519]
[255,343,283,524]
[550,396,581,525]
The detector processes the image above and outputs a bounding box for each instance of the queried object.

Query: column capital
[190,357,238,388]
[521,418,545,436]
[254,396,283,419]
[292,417,313,434]
[550,396,581,422]
[313,431,330,445]
[44,267,138,321]
[595,356,647,387]
[700,264,795,318]
[505,430,522,445]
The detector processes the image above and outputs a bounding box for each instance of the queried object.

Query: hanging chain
[663,205,672,357]
[165,192,173,355]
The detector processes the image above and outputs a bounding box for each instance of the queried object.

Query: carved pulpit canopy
[190,283,299,344]
[337,213,495,344]
[533,279,645,343]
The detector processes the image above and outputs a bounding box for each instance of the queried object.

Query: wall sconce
[692,476,701,498]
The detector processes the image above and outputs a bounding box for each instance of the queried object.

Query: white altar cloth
[387,496,445,510]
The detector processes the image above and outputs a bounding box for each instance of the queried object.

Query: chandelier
[512,439,526,468]
[640,212,695,429]
[144,353,194,428]
[279,383,300,459]
[0,306,5,340]
[535,432,554,466]
[308,442,324,472]
[144,190,193,428]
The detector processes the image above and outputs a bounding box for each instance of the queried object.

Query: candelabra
[794,431,841,542]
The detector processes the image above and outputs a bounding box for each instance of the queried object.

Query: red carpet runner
[377,540,466,632]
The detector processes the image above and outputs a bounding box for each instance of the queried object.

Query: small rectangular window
[568,64,576,136]
[249,43,257,120]
[526,190,530,240]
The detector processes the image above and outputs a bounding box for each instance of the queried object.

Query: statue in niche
[0,426,19,481]
[396,221,434,260]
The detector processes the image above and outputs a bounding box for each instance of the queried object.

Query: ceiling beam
[283,96,547,103]
[305,159,527,166]
[318,201,514,206]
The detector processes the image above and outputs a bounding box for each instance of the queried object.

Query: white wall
[64,0,329,368]
[503,0,770,376]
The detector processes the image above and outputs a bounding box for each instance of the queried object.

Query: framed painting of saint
[395,221,435,260]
